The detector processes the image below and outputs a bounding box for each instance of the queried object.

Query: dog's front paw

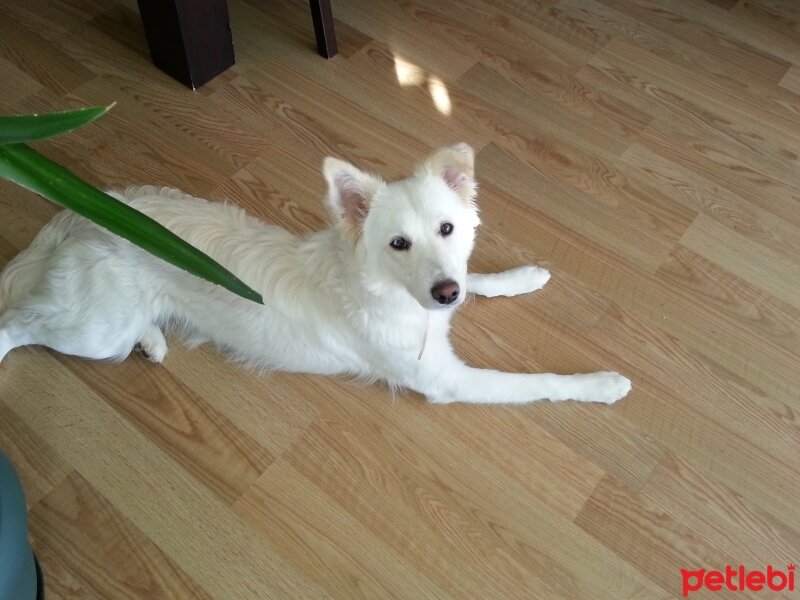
[507,266,551,295]
[575,372,631,404]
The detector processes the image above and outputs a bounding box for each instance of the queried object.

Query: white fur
[0,144,631,404]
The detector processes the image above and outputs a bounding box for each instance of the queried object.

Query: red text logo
[681,565,796,596]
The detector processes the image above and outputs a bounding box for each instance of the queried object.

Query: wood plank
[469,202,614,334]
[52,4,174,86]
[206,70,429,179]
[618,142,800,261]
[79,73,274,172]
[477,143,689,273]
[2,350,332,599]
[595,0,792,83]
[71,76,242,194]
[636,125,800,230]
[583,303,800,520]
[475,0,612,53]
[614,380,800,526]
[642,453,800,565]
[457,63,641,155]
[320,0,477,81]
[161,344,319,461]
[235,459,456,600]
[649,0,800,66]
[325,42,492,150]
[0,182,62,252]
[0,11,95,95]
[466,161,797,401]
[58,354,274,505]
[30,471,214,599]
[642,115,800,196]
[779,66,800,94]
[417,0,592,70]
[0,402,71,506]
[0,58,43,111]
[576,475,744,599]
[277,384,655,599]
[680,214,800,311]
[564,0,786,87]
[593,38,800,157]
[733,1,800,38]
[657,245,800,358]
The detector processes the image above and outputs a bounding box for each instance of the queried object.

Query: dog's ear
[322,157,383,239]
[421,143,477,203]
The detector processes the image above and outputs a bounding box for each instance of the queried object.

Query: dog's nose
[431,280,460,305]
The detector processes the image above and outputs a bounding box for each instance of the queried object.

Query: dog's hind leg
[467,266,550,298]
[134,324,168,363]
[0,309,33,363]
[0,298,146,363]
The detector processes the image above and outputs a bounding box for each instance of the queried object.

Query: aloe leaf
[0,143,263,304]
[0,105,114,145]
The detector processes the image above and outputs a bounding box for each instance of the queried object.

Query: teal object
[0,451,44,600]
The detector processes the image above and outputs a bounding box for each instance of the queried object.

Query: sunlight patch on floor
[427,75,452,116]
[393,54,453,116]
[394,55,425,86]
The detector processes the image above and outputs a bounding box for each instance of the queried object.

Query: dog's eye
[390,237,410,250]
[440,222,454,236]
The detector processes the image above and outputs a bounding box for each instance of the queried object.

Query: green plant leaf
[0,143,263,304]
[0,105,114,145]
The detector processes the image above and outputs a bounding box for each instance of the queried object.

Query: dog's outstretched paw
[511,266,551,295]
[467,266,550,298]
[576,372,631,404]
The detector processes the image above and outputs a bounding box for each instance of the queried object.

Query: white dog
[0,144,630,404]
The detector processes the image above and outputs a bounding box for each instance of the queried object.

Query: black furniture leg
[137,0,235,89]
[309,0,338,58]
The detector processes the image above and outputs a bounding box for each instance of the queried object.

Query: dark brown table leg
[137,0,235,89]
[309,0,338,58]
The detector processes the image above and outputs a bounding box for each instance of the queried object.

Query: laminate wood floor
[1,0,799,598]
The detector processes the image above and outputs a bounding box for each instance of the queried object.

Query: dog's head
[322,143,481,310]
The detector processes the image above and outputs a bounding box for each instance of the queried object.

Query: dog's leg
[0,300,143,363]
[467,266,550,298]
[134,324,168,363]
[0,309,32,363]
[407,342,630,404]
[424,363,631,405]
